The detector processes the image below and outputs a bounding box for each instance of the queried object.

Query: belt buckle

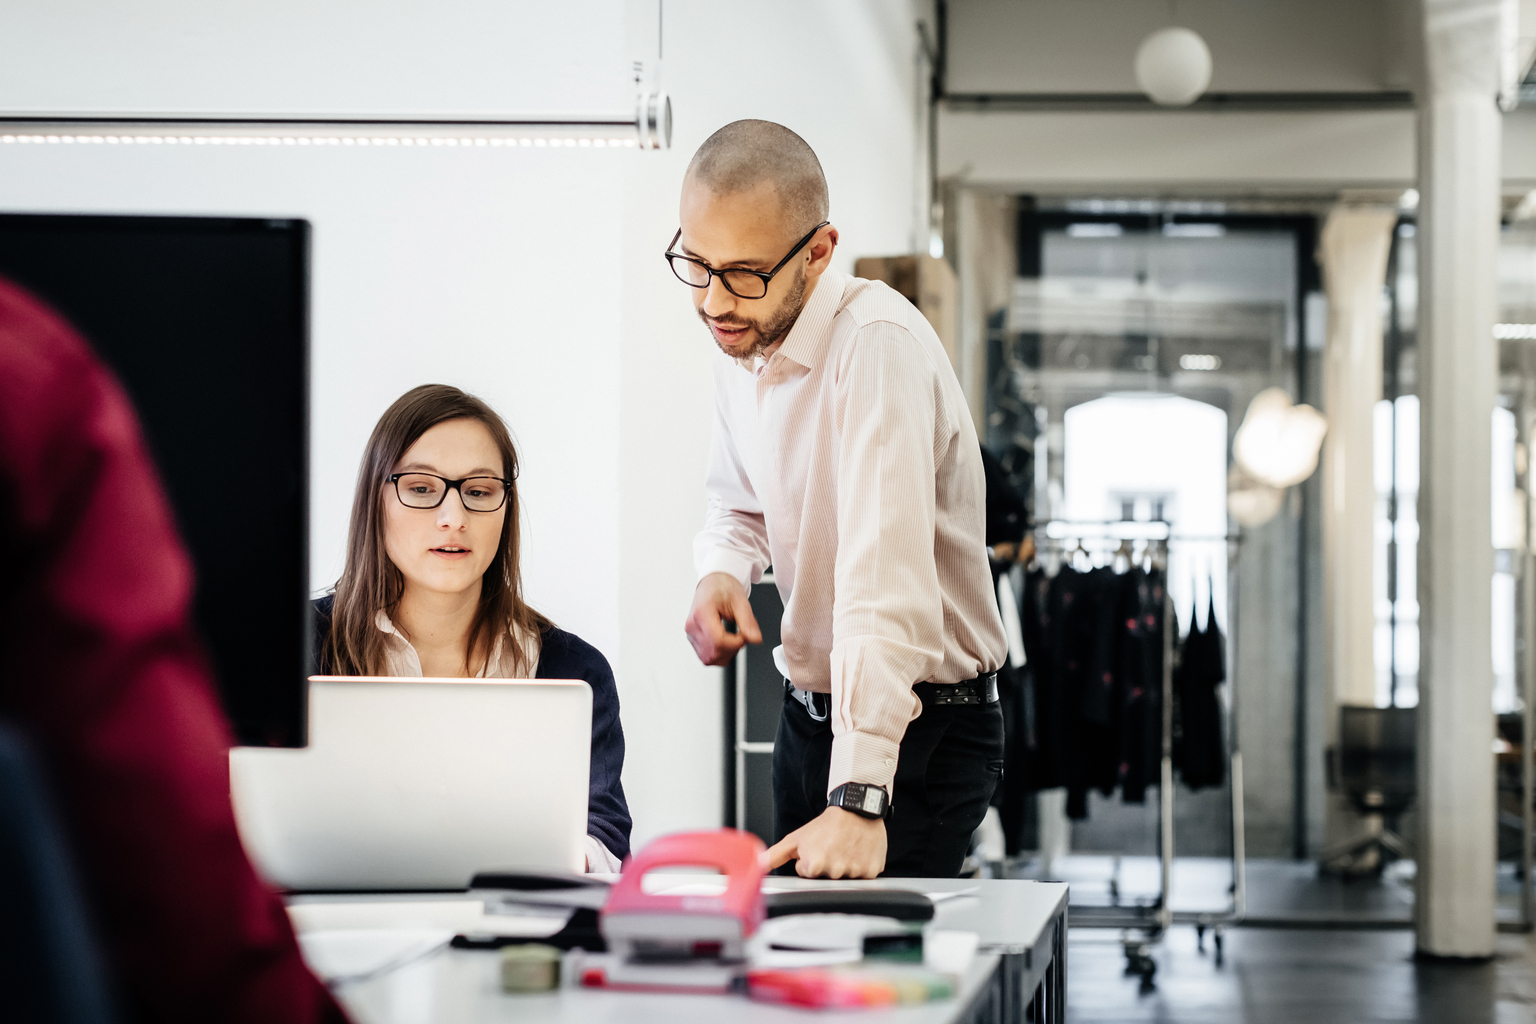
[788,681,829,722]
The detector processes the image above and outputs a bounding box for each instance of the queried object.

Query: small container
[501,943,561,993]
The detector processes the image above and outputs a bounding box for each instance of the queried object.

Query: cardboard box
[854,254,958,372]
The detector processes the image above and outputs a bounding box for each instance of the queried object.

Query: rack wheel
[1213,928,1225,967]
[1126,952,1157,992]
[1196,923,1207,953]
[1122,939,1157,982]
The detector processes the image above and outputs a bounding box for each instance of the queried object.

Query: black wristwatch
[827,782,891,820]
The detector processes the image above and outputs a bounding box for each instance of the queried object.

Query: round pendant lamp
[1133,27,1213,106]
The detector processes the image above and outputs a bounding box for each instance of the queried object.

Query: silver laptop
[230,676,591,891]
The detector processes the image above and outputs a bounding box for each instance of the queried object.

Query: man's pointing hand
[685,572,763,666]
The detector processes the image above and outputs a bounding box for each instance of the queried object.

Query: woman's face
[382,418,507,600]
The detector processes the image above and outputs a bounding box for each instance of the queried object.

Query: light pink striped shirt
[694,269,1007,794]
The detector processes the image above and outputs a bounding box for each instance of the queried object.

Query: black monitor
[0,214,311,747]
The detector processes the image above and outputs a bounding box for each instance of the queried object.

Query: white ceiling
[944,0,1419,97]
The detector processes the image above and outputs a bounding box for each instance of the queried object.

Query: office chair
[1321,705,1416,877]
[0,720,117,1024]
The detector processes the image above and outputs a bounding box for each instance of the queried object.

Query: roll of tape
[501,944,561,993]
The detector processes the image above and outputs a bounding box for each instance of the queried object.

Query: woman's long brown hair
[324,384,550,676]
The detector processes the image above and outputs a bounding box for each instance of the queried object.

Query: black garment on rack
[990,564,1042,858]
[1001,552,1167,822]
[1173,593,1226,791]
[1039,565,1092,814]
[1116,567,1165,804]
[1008,558,1167,823]
[981,445,1036,853]
[1071,567,1123,813]
[993,656,1035,857]
[981,445,1028,547]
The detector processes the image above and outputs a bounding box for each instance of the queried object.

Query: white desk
[289,877,1068,1024]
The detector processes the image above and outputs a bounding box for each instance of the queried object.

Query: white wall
[0,0,930,850]
[0,0,638,654]
[0,141,628,660]
[0,2,630,118]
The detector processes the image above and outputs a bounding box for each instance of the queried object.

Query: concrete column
[1320,207,1397,712]
[1416,0,1503,960]
[1319,207,1397,853]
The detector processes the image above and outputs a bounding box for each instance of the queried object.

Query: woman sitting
[314,384,630,871]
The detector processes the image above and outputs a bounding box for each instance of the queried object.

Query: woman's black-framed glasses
[664,221,830,299]
[388,473,512,513]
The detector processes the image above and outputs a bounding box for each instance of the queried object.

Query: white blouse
[370,611,621,873]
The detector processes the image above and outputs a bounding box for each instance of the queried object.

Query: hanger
[1113,538,1133,574]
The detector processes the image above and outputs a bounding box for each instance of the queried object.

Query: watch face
[835,783,885,818]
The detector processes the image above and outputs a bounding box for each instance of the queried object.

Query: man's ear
[805,225,839,279]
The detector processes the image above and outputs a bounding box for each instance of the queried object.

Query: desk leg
[1026,911,1067,1024]
[1053,910,1066,1021]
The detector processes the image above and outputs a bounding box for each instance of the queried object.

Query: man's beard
[698,266,808,361]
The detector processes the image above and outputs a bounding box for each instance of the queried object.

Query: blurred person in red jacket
[0,276,346,1023]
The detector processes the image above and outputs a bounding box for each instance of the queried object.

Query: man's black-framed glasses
[388,473,512,512]
[664,221,830,299]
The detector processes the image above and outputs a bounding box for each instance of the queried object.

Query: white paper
[298,928,452,984]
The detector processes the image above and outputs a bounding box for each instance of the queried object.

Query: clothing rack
[1026,521,1245,977]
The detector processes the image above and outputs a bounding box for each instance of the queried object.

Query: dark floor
[1066,926,1536,1023]
[1024,855,1419,923]
[998,856,1536,1020]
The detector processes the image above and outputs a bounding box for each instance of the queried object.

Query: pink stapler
[583,828,766,993]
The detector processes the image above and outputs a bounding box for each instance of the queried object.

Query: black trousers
[772,684,1005,878]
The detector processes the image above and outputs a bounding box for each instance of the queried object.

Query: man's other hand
[685,572,762,666]
[764,805,887,879]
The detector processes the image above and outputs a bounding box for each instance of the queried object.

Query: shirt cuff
[696,547,757,592]
[583,834,623,874]
[827,730,902,796]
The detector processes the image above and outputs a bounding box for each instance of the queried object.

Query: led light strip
[0,134,637,148]
[1495,323,1536,340]
[0,93,671,150]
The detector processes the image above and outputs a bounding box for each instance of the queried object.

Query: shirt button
[884,758,896,768]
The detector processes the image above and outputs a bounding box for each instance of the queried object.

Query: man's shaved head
[684,120,828,236]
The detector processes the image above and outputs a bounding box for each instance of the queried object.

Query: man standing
[679,120,1007,879]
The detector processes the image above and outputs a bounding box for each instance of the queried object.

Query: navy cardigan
[311,596,632,861]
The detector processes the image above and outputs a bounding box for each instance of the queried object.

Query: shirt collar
[372,608,530,677]
[775,268,847,371]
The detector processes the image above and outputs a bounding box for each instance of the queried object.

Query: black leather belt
[915,674,999,706]
[785,673,999,720]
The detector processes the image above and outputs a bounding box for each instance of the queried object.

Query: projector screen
[0,213,310,747]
